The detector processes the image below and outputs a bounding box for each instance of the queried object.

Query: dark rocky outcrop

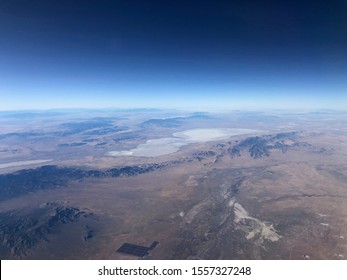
[0,160,189,201]
[0,204,95,258]
[192,151,216,161]
[141,114,211,128]
[228,132,301,159]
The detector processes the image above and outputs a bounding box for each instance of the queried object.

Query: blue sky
[0,0,346,111]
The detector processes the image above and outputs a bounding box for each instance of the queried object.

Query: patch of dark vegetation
[227,132,303,159]
[0,204,95,258]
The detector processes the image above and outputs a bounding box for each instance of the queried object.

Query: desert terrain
[0,109,346,259]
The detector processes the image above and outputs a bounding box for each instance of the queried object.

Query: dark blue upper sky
[1,0,346,110]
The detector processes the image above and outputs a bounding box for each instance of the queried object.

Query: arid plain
[0,109,346,259]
